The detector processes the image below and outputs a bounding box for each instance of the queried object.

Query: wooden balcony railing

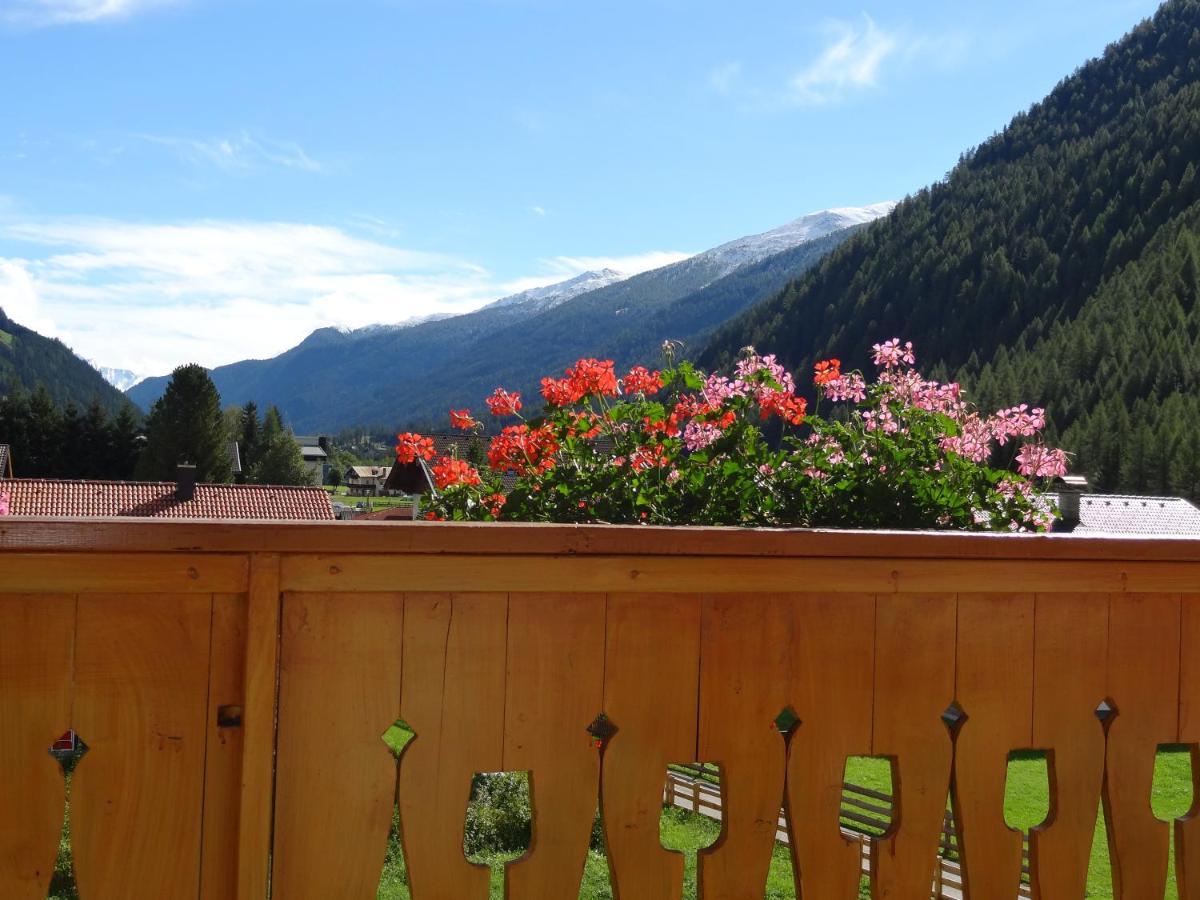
[2,517,1200,899]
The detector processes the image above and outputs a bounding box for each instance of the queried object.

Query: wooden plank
[870,593,957,898]
[1176,593,1200,900]
[786,593,875,900]
[236,554,281,900]
[0,594,75,900]
[71,593,213,900]
[1028,593,1108,900]
[952,593,1035,900]
[695,593,792,899]
[1103,592,1181,899]
[502,593,605,899]
[271,592,404,900]
[601,593,701,900]
[0,553,247,593]
[200,592,248,900]
[398,593,508,900]
[281,553,1200,596]
[14,517,1200,565]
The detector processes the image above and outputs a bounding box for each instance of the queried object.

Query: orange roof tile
[0,479,335,520]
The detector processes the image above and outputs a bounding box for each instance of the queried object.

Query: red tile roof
[0,479,335,520]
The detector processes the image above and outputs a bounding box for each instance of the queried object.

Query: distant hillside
[0,308,133,413]
[128,205,893,432]
[701,0,1200,497]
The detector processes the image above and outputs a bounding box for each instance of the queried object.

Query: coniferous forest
[701,0,1200,497]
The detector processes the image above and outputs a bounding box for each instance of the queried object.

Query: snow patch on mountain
[698,202,898,279]
[486,268,628,313]
[342,313,456,337]
[90,362,146,392]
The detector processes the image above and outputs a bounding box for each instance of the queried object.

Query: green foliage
[425,348,1061,531]
[701,0,1200,498]
[0,384,142,479]
[463,773,532,858]
[249,406,313,486]
[137,364,233,483]
[0,307,130,415]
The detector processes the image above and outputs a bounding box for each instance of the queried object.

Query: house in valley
[344,465,391,496]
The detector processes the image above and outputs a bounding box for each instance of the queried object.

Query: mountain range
[126,203,895,431]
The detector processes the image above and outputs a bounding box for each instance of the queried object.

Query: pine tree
[137,364,232,483]
[109,404,142,480]
[251,407,311,486]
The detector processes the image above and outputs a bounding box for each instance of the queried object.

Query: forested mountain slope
[128,208,888,432]
[0,307,132,414]
[701,0,1200,494]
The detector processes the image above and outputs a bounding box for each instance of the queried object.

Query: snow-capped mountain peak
[90,362,146,392]
[697,201,898,279]
[486,268,628,312]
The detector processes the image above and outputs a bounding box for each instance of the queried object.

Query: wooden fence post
[237,553,282,900]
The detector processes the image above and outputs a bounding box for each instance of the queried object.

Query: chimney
[176,464,197,502]
[1052,474,1089,533]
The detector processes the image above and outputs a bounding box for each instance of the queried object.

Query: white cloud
[0,259,56,335]
[138,132,323,174]
[791,14,898,105]
[0,217,689,376]
[530,205,548,217]
[2,0,179,26]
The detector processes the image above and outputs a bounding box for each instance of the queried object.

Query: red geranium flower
[623,366,663,395]
[814,358,842,385]
[431,457,483,490]
[449,409,479,430]
[395,432,436,463]
[486,388,523,417]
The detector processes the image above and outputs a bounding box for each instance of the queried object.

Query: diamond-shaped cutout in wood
[382,718,416,759]
[941,702,968,738]
[1095,698,1119,729]
[48,729,88,775]
[774,705,801,735]
[587,713,617,748]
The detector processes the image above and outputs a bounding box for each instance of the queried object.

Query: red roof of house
[0,479,335,520]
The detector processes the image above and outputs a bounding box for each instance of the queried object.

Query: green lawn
[46,749,1194,899]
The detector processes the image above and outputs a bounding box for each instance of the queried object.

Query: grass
[0,328,13,349]
[46,748,1196,899]
[324,485,416,510]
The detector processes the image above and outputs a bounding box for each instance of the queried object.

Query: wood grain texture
[1176,594,1200,900]
[236,554,280,900]
[0,594,75,900]
[1028,593,1108,900]
[71,593,213,900]
[502,592,605,899]
[952,593,1035,900]
[785,593,875,900]
[696,593,792,900]
[12,516,1200,565]
[1103,592,1181,900]
[282,553,1200,596]
[200,593,247,900]
[601,593,701,900]
[0,553,247,593]
[271,592,404,900]
[398,593,508,900]
[870,593,957,899]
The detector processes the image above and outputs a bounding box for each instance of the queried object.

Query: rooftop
[1052,492,1200,535]
[0,478,335,520]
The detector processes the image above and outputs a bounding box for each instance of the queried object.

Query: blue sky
[0,0,1163,376]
